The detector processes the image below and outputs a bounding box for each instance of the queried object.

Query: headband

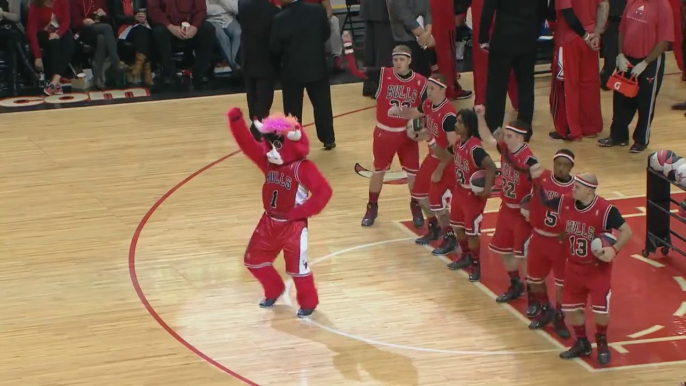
[392,52,412,58]
[574,175,598,189]
[505,124,528,135]
[554,152,575,165]
[428,77,447,88]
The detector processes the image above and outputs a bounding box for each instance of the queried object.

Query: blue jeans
[210,20,241,69]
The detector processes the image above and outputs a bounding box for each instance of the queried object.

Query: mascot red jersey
[227,108,333,317]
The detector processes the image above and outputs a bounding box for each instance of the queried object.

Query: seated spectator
[148,0,215,84]
[72,0,127,89]
[206,0,241,70]
[1,0,39,92]
[305,0,343,71]
[27,0,75,95]
[111,0,153,85]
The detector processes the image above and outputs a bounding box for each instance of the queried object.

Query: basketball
[591,232,618,254]
[679,200,686,218]
[470,170,487,193]
[676,164,686,188]
[663,155,685,181]
[649,150,676,172]
[520,194,532,218]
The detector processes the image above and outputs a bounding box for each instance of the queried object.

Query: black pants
[609,53,665,146]
[282,77,335,145]
[485,49,537,132]
[125,25,151,56]
[0,27,21,74]
[37,30,75,79]
[364,21,394,68]
[151,21,215,77]
[395,39,432,78]
[600,17,621,83]
[244,75,276,140]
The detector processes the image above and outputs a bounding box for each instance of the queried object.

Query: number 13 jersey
[375,67,427,129]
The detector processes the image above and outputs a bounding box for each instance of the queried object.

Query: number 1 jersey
[263,160,309,219]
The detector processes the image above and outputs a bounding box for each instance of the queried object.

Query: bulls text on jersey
[266,171,293,190]
[385,85,419,107]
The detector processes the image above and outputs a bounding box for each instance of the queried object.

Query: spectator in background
[1,0,39,93]
[270,0,336,149]
[305,0,344,71]
[600,0,626,90]
[27,0,75,96]
[360,0,394,97]
[599,0,674,153]
[111,0,153,86]
[148,0,215,84]
[72,0,127,89]
[387,0,434,78]
[238,0,279,140]
[206,0,241,71]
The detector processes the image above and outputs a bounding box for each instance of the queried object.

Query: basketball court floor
[2,58,686,386]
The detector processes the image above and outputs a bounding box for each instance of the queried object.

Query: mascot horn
[226,108,332,318]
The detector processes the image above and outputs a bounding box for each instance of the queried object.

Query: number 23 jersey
[263,160,309,219]
[375,67,427,128]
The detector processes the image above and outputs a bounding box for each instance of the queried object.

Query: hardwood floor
[1,57,685,386]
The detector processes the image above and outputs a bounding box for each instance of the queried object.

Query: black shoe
[526,287,541,318]
[597,137,628,147]
[432,234,456,255]
[297,307,316,318]
[630,142,646,153]
[415,219,440,245]
[553,311,572,339]
[468,260,481,282]
[259,293,283,308]
[323,142,336,150]
[410,200,424,228]
[528,304,553,329]
[447,253,473,270]
[596,333,611,366]
[496,280,524,303]
[361,203,378,227]
[559,338,592,359]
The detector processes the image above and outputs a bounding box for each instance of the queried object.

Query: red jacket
[26,0,71,59]
[71,0,112,30]
[148,0,207,28]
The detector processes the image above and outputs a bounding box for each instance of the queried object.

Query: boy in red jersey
[343,33,427,228]
[227,109,333,318]
[530,167,632,366]
[446,108,498,281]
[476,107,538,312]
[525,149,575,338]
[399,74,459,255]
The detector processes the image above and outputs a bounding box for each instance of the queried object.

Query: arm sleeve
[442,113,457,132]
[479,0,496,44]
[604,206,626,230]
[472,147,488,167]
[320,7,331,41]
[191,0,207,28]
[561,8,588,38]
[423,0,432,26]
[71,0,85,31]
[417,101,425,114]
[536,184,562,209]
[525,157,539,167]
[56,0,71,36]
[419,83,428,102]
[147,0,170,27]
[269,16,282,54]
[388,0,421,31]
[287,161,333,221]
[27,3,41,58]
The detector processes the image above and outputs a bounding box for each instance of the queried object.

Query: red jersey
[620,0,675,58]
[375,67,427,130]
[454,136,488,187]
[498,142,537,206]
[555,0,602,45]
[421,98,456,155]
[530,169,574,234]
[558,194,617,264]
[263,160,309,219]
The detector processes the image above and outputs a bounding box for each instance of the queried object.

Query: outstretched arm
[287,160,333,221]
[342,31,382,80]
[227,108,268,174]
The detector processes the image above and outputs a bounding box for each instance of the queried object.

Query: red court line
[128,105,374,385]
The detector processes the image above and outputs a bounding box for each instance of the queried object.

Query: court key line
[128,105,375,386]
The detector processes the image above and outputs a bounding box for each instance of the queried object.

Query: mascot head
[254,113,309,165]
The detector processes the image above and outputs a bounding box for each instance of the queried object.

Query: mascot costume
[227,108,333,317]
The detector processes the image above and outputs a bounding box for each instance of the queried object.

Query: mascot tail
[227,108,268,173]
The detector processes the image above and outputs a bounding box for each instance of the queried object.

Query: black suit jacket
[238,0,280,78]
[479,0,549,54]
[270,1,331,84]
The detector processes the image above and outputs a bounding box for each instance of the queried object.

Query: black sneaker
[468,260,481,282]
[496,280,525,303]
[297,307,316,318]
[598,137,628,147]
[559,338,592,359]
[259,292,283,308]
[361,203,378,227]
[596,333,611,365]
[415,219,440,245]
[630,142,647,153]
[410,200,424,228]
[528,304,553,329]
[549,132,566,141]
[447,253,473,270]
[553,311,572,339]
[432,234,456,255]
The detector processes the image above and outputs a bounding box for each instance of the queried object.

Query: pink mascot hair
[257,112,310,165]
[256,113,301,134]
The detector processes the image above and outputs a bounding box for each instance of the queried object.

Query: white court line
[627,325,664,339]
[613,345,629,354]
[674,277,686,291]
[612,191,626,198]
[281,237,561,356]
[630,254,665,268]
[674,302,686,317]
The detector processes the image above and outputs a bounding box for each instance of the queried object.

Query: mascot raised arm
[227,107,333,317]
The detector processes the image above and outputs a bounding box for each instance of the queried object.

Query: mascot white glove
[631,60,648,77]
[616,54,630,72]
